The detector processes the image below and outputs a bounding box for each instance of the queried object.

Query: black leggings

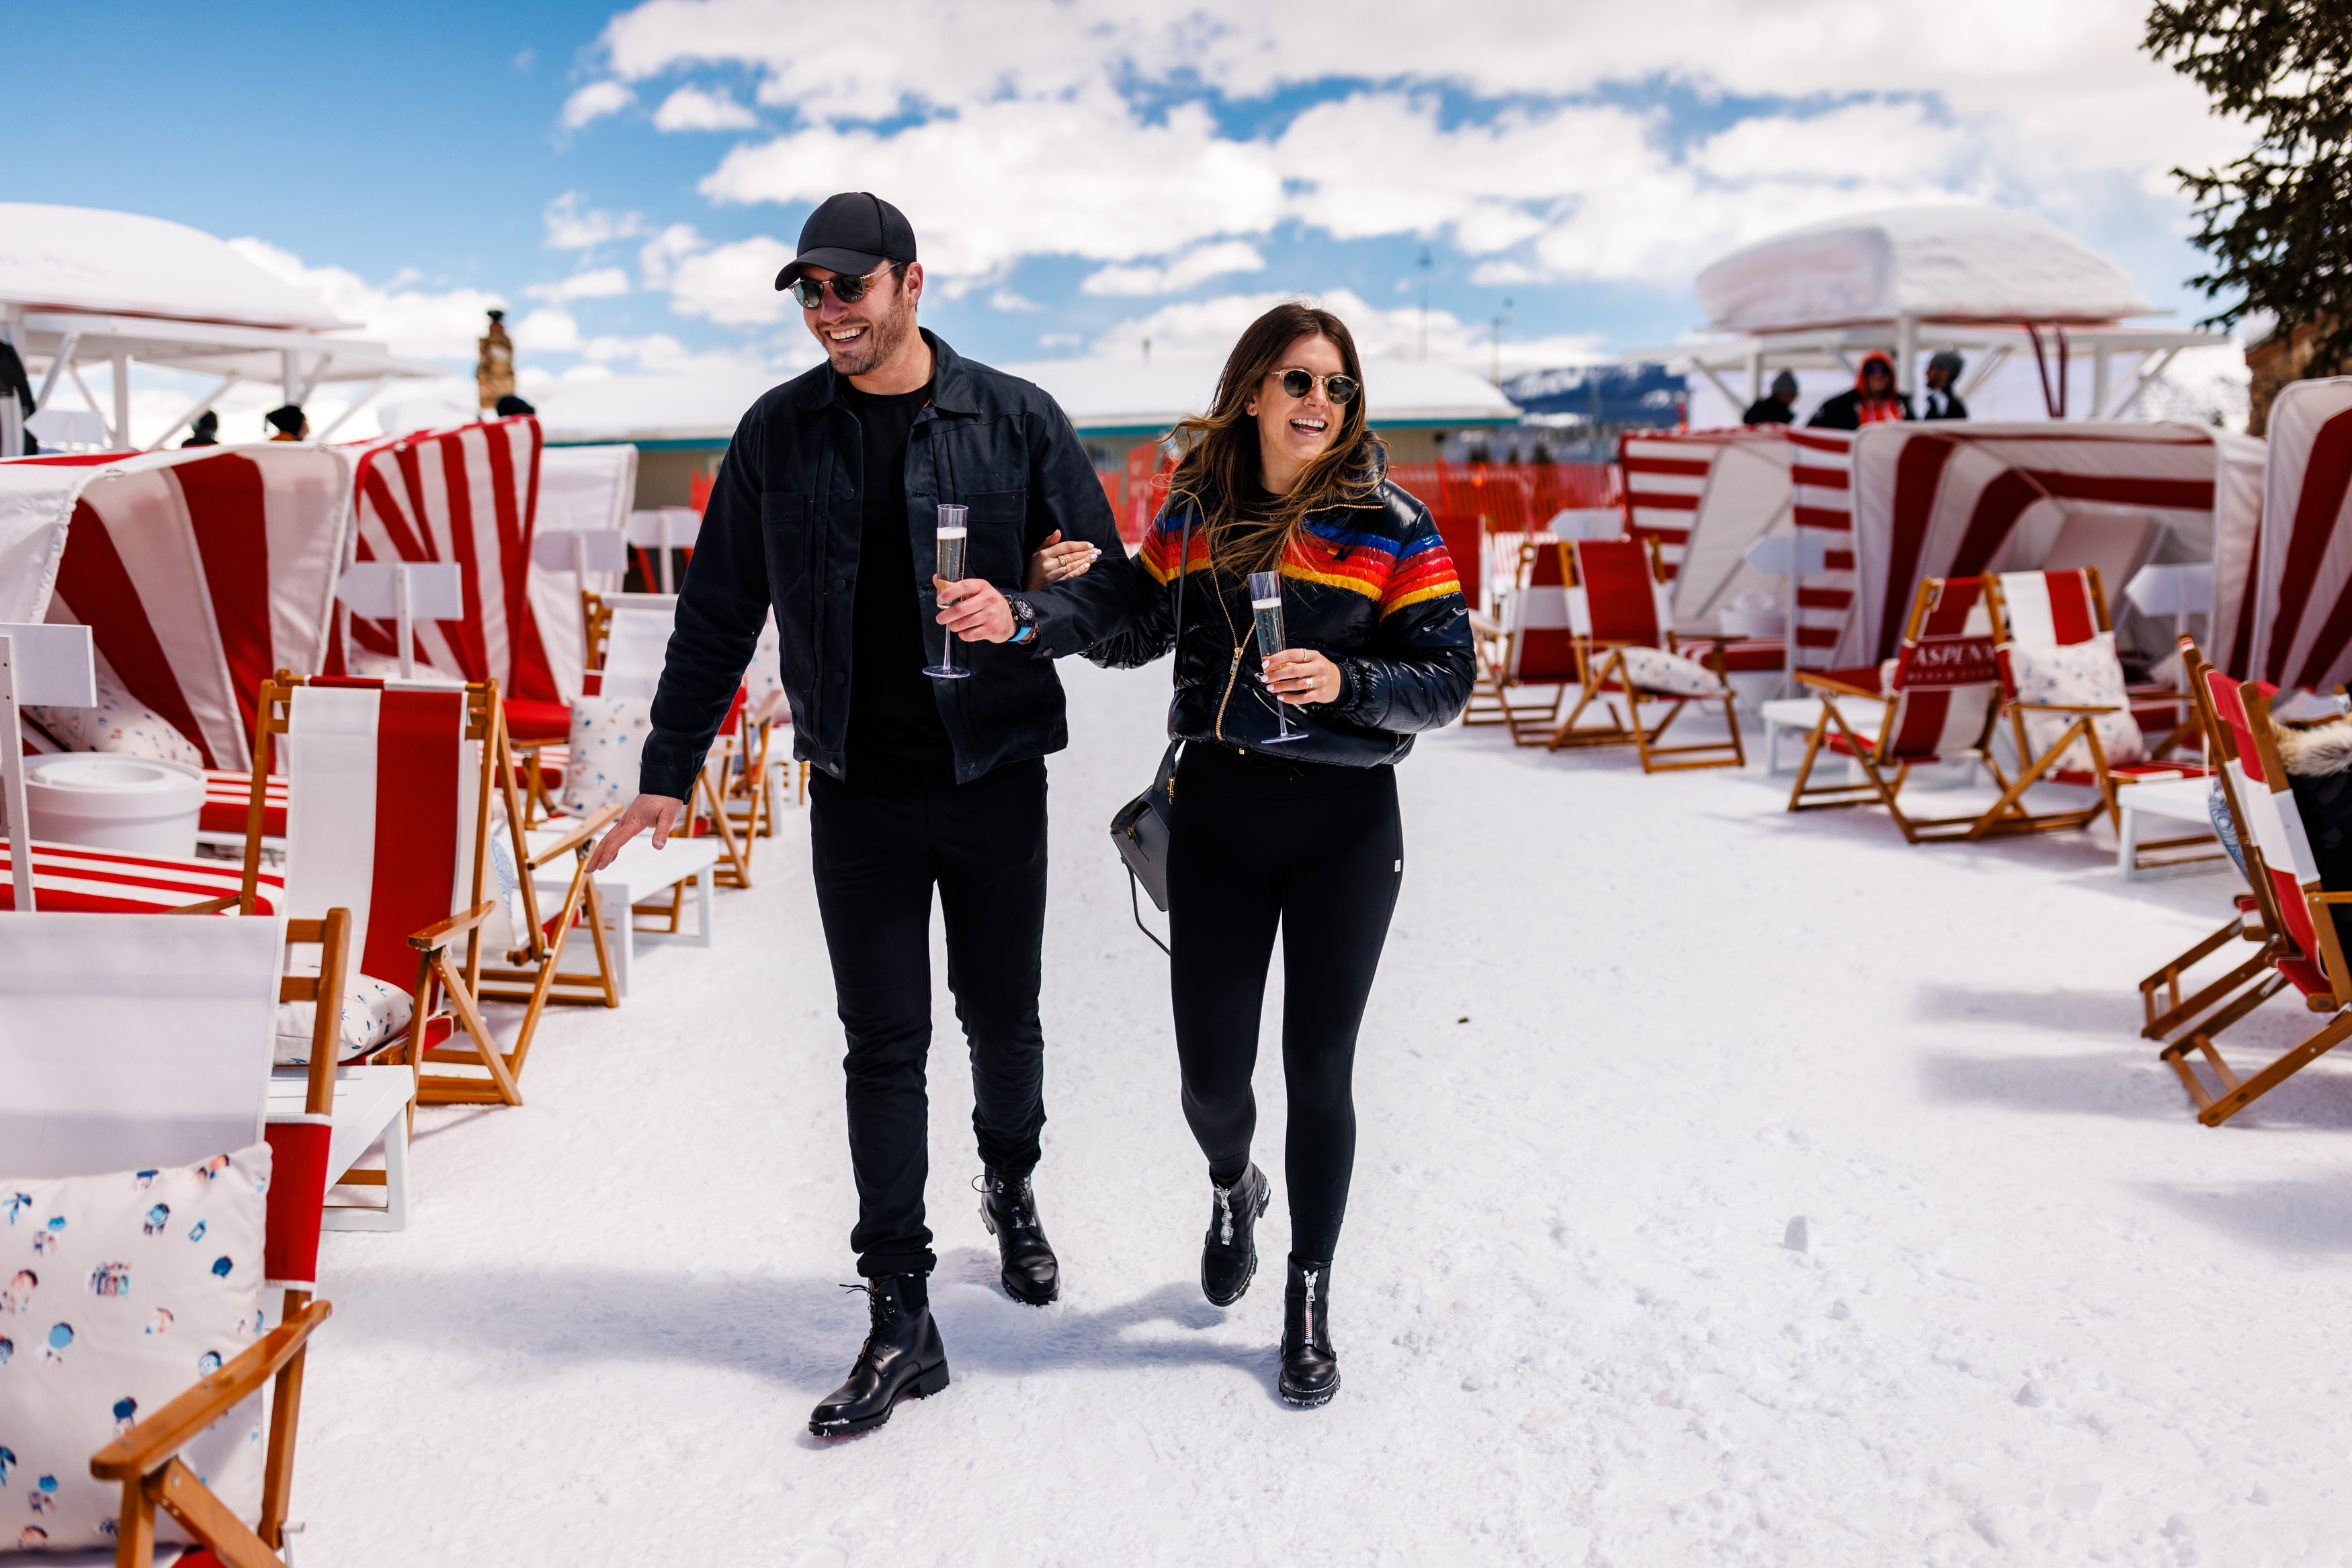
[1166,744,1402,1263]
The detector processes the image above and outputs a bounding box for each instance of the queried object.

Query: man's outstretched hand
[587,792,685,873]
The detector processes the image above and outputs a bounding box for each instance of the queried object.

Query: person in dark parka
[1807,351,1913,430]
[1741,369,1800,425]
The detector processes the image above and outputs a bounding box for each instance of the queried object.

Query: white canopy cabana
[0,204,441,455]
[1626,205,2228,420]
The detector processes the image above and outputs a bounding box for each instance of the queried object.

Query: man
[263,404,308,441]
[1921,349,1968,421]
[1741,369,1801,425]
[1806,352,1912,430]
[585,192,1136,1438]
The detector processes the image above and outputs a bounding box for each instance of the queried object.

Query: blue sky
[6,0,2249,436]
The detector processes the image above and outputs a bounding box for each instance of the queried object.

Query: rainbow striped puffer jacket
[1087,474,1474,767]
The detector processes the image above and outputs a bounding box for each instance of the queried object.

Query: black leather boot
[1278,1257,1340,1407]
[808,1274,950,1438]
[1201,1164,1270,1307]
[978,1168,1060,1305]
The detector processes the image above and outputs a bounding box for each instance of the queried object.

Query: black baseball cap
[773,192,918,290]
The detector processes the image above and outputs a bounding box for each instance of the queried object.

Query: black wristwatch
[1008,597,1039,646]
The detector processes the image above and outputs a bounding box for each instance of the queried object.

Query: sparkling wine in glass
[1248,570,1304,744]
[925,505,971,679]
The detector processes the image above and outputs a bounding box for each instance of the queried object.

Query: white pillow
[558,697,650,819]
[2003,631,2144,774]
[0,1146,272,1552]
[1615,645,1727,697]
[272,965,412,1067]
[23,668,204,771]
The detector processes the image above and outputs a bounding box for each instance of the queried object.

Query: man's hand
[935,576,1015,642]
[1263,648,1343,705]
[586,792,685,873]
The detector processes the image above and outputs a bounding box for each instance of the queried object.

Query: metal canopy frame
[1626,318,2228,423]
[0,303,439,455]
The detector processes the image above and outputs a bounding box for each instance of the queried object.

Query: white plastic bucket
[23,754,205,857]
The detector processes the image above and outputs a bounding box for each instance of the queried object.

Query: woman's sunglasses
[787,264,892,309]
[1273,368,1359,406]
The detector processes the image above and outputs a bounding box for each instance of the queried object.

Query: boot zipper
[1212,640,1247,741]
[1216,1182,1236,1246]
[1301,1267,1318,1338]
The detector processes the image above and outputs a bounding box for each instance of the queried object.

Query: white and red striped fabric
[2247,378,2352,692]
[1830,576,1997,764]
[0,838,282,914]
[1502,538,1579,682]
[1990,568,2212,786]
[1830,423,2223,671]
[1620,428,1792,591]
[1788,429,1857,670]
[2207,666,2331,996]
[202,769,288,838]
[0,446,354,769]
[2207,429,2269,681]
[337,416,555,708]
[278,679,498,996]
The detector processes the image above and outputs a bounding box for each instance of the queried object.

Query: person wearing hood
[1921,349,1968,421]
[1741,370,1800,425]
[1807,353,1912,430]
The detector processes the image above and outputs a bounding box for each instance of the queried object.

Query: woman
[1082,302,1474,1405]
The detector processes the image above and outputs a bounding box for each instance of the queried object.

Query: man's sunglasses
[787,264,892,309]
[1273,368,1359,405]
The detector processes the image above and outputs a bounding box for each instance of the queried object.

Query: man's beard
[828,291,916,378]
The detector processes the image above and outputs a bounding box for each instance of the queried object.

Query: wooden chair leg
[2176,1006,2352,1127]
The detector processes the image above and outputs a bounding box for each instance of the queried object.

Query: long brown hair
[1166,302,1384,578]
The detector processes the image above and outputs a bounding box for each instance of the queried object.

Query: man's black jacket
[640,331,1139,797]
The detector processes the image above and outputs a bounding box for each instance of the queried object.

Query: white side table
[1761,694,1882,774]
[2117,775,2224,880]
[530,829,722,998]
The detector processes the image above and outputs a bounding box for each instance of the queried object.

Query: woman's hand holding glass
[1262,648,1341,704]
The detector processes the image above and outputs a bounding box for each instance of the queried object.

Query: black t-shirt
[838,378,955,791]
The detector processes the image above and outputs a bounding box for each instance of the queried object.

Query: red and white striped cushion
[0,840,282,914]
[200,770,289,838]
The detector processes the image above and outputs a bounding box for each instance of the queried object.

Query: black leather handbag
[1108,517,1189,953]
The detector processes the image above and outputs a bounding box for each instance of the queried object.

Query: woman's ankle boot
[1279,1256,1340,1407]
[1201,1164,1270,1307]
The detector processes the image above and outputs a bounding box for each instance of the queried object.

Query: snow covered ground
[293,661,2352,1566]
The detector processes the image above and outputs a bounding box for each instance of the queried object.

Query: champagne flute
[925,505,972,680]
[1248,570,1304,744]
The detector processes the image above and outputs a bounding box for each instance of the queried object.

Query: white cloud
[1082,241,1266,296]
[544,193,644,252]
[512,307,584,352]
[560,80,636,130]
[638,223,703,289]
[991,289,1046,312]
[1087,288,1606,373]
[226,237,504,361]
[662,235,798,324]
[526,267,632,302]
[653,85,759,131]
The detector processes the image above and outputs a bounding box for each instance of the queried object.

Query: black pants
[808,758,1049,1277]
[1166,744,1402,1264]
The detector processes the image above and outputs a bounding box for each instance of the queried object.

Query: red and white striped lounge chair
[0,838,281,914]
[2139,638,2277,1042]
[236,674,615,1108]
[1976,567,2212,844]
[1471,538,1583,744]
[2158,675,2352,1126]
[1785,576,2006,841]
[1548,537,1745,771]
[0,907,341,1567]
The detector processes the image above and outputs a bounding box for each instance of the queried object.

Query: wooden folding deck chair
[1970,568,2212,842]
[1547,536,1744,771]
[2139,638,2277,1041]
[583,589,761,887]
[2158,674,2352,1125]
[1466,537,1583,742]
[237,675,615,1108]
[0,909,339,1567]
[1785,576,2008,841]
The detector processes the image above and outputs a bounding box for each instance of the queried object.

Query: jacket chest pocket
[761,492,812,594]
[960,488,1026,584]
